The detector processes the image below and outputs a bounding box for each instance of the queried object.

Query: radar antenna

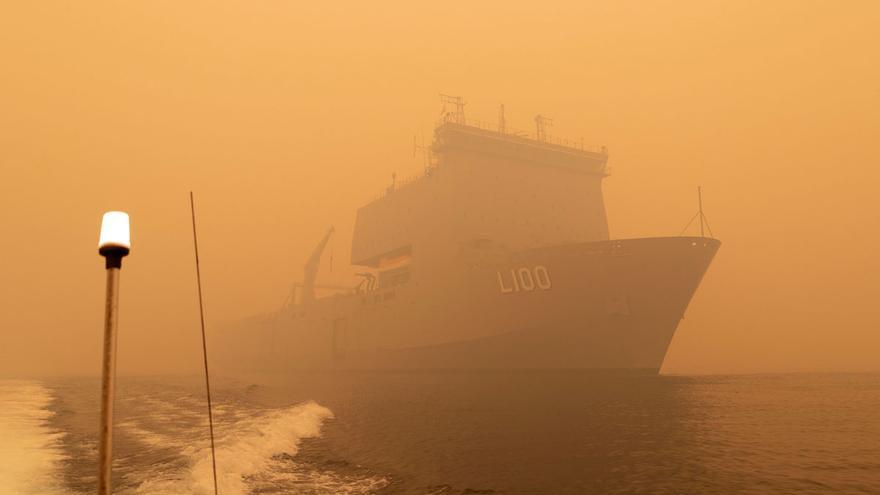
[440,94,467,124]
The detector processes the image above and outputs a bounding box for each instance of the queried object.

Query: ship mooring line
[190,191,219,495]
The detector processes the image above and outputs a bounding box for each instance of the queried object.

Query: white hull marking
[498,265,552,293]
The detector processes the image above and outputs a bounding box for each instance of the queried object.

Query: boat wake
[122,398,385,495]
[0,380,67,494]
[1,378,388,494]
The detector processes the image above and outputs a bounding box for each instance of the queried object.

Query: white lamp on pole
[97,211,130,495]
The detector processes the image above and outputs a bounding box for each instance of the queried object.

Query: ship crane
[282,226,375,310]
[301,226,335,306]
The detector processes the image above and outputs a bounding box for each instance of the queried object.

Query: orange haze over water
[1,1,877,376]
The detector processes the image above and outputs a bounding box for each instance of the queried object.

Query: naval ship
[221,100,720,373]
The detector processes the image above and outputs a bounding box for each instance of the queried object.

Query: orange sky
[1,1,878,375]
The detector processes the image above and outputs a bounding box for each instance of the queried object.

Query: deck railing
[438,118,608,155]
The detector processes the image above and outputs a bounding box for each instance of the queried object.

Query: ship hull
[220,237,720,373]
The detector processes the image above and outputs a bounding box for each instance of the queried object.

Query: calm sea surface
[1,372,878,494]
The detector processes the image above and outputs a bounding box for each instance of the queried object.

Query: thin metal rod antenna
[190,192,219,495]
[698,186,705,238]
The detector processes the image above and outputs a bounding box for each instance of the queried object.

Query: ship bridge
[351,121,611,269]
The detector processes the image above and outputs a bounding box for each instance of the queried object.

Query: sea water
[1,372,878,494]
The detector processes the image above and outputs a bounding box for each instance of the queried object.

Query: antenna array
[440,94,467,124]
[534,114,553,142]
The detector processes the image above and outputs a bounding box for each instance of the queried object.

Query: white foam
[129,401,335,495]
[0,380,67,494]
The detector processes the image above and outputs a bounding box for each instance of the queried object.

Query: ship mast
[698,186,705,238]
[679,186,714,238]
[498,104,506,134]
[534,114,553,142]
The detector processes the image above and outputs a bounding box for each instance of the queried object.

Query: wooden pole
[97,267,120,495]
